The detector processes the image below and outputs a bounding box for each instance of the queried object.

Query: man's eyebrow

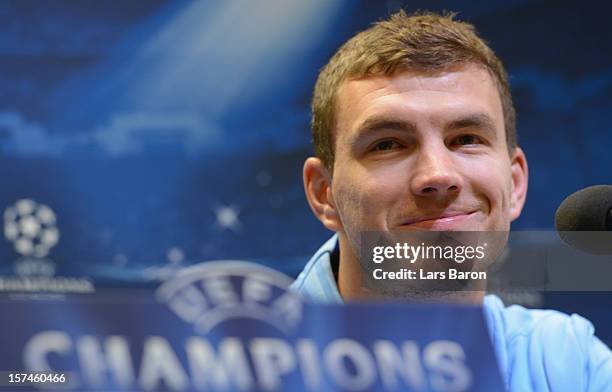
[447,113,497,136]
[348,113,498,147]
[352,116,417,140]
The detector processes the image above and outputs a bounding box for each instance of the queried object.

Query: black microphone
[555,185,612,254]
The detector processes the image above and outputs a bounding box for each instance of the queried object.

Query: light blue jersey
[290,236,612,391]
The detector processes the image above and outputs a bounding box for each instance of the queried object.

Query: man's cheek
[335,187,379,229]
[332,183,363,228]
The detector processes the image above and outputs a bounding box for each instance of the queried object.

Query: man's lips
[400,211,478,227]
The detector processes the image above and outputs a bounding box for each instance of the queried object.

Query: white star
[167,247,184,264]
[16,199,35,215]
[36,206,56,225]
[256,170,271,186]
[214,205,241,232]
[20,216,40,238]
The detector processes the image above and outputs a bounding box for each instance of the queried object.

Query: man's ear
[509,147,529,221]
[303,157,343,231]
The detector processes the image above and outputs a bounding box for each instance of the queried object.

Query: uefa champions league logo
[157,261,303,334]
[0,199,92,293]
[4,199,59,258]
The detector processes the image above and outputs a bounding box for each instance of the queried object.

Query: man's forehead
[333,64,503,139]
[338,63,495,93]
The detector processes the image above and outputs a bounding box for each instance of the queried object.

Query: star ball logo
[1,199,94,293]
[4,199,59,258]
[157,261,303,335]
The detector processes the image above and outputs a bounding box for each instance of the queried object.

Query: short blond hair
[312,10,516,170]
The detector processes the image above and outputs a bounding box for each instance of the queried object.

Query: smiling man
[291,10,612,391]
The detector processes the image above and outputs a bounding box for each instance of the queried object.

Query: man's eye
[451,134,484,146]
[371,140,401,152]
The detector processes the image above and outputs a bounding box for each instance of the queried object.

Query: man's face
[328,64,527,245]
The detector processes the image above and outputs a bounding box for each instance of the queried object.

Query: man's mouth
[400,211,478,229]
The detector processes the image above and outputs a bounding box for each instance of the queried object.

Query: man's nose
[410,143,462,198]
